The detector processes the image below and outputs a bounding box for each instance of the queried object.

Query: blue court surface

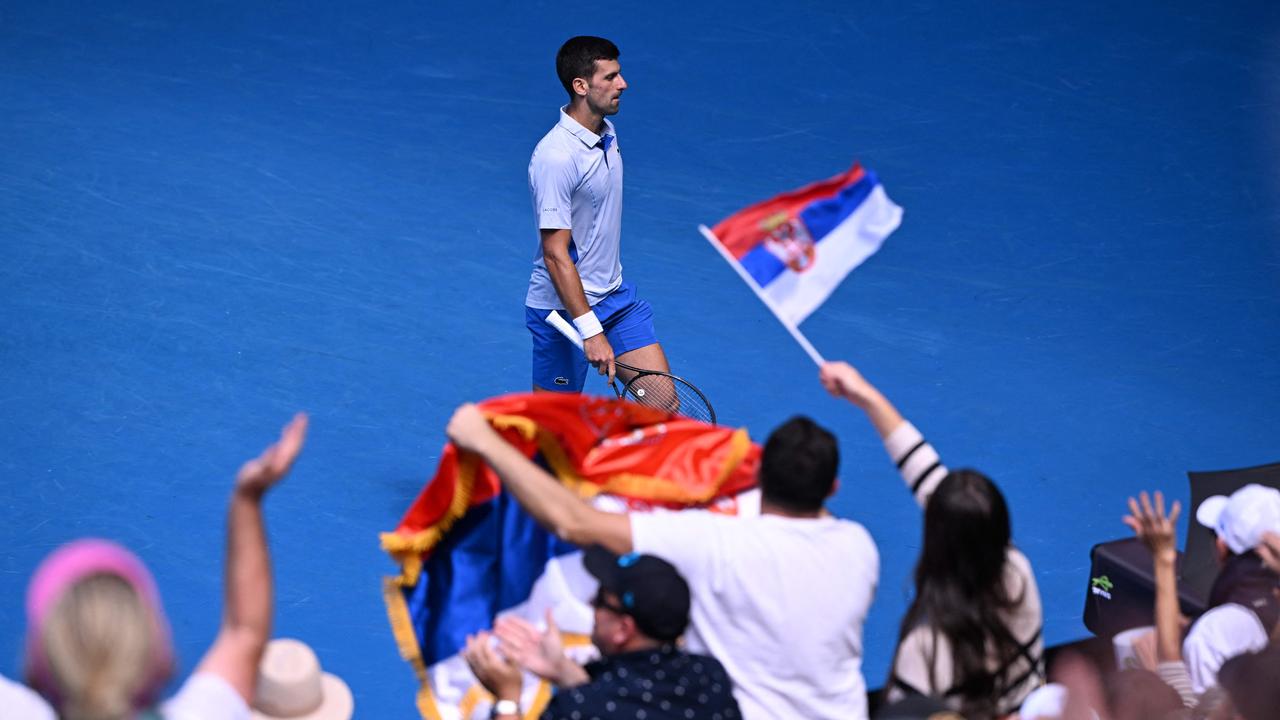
[3,1,1278,715]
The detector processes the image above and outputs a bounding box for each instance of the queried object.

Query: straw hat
[251,639,353,720]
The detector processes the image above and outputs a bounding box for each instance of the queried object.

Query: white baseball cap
[1195,483,1280,555]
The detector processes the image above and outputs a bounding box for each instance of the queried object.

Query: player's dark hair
[895,469,1023,718]
[759,416,838,513]
[556,36,620,97]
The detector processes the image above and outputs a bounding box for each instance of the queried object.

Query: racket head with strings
[545,310,716,424]
[613,361,716,425]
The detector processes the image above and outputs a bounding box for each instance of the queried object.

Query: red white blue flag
[381,393,760,719]
[703,163,902,328]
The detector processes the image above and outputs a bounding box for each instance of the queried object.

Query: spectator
[819,361,1044,717]
[1103,669,1184,720]
[463,548,740,720]
[251,638,353,720]
[1183,484,1280,693]
[1256,530,1280,574]
[22,414,307,720]
[1122,490,1197,707]
[1215,643,1280,720]
[1033,660,1186,720]
[445,404,879,719]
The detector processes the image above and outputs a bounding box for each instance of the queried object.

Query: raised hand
[819,361,904,439]
[819,361,881,409]
[446,404,497,455]
[235,413,308,497]
[1123,490,1181,560]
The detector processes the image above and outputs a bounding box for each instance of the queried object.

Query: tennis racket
[545,311,717,425]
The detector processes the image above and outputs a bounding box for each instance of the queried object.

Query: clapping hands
[494,611,571,683]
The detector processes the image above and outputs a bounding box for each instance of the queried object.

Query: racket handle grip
[545,310,585,351]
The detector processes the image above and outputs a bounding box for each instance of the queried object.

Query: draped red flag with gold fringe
[380,393,760,720]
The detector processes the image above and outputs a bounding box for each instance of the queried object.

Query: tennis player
[524,36,669,391]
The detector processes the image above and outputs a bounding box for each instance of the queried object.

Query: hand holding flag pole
[697,163,902,369]
[698,224,826,366]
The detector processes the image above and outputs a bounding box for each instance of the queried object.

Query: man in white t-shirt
[445,405,879,720]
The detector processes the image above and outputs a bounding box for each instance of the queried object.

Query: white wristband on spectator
[573,310,604,339]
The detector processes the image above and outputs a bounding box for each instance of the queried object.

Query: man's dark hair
[556,36,620,97]
[1218,643,1280,720]
[759,416,838,513]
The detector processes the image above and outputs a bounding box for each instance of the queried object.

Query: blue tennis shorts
[525,281,658,392]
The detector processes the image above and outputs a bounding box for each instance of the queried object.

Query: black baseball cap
[583,546,691,643]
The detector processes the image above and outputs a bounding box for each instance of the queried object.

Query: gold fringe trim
[381,410,752,720]
[381,452,481,586]
[384,576,443,720]
[527,680,553,719]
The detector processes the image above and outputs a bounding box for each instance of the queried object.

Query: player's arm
[446,403,632,554]
[196,414,308,702]
[542,229,615,380]
[542,228,591,319]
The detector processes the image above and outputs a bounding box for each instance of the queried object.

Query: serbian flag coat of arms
[381,393,760,720]
[703,163,902,328]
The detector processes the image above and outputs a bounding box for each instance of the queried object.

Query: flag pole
[698,224,826,366]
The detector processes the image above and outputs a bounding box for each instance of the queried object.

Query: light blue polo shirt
[525,107,624,310]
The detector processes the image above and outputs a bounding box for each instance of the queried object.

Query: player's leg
[526,306,589,392]
[597,282,667,380]
[616,343,669,375]
[598,284,679,412]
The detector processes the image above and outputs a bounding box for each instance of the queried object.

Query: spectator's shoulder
[1189,602,1267,643]
[0,674,55,720]
[832,517,878,554]
[684,649,729,669]
[1004,546,1039,591]
[161,673,251,720]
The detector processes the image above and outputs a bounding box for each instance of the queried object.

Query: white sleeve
[160,673,251,720]
[529,148,577,230]
[1182,604,1269,694]
[882,420,948,507]
[630,510,722,586]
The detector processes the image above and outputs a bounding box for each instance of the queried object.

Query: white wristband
[491,699,519,717]
[573,310,604,339]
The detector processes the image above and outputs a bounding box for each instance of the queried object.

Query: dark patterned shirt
[540,645,740,720]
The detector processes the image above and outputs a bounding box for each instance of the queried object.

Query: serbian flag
[381,393,760,720]
[701,163,902,329]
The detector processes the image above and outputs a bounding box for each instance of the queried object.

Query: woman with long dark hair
[821,362,1043,718]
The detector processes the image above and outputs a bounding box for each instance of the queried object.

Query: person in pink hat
[21,413,308,720]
